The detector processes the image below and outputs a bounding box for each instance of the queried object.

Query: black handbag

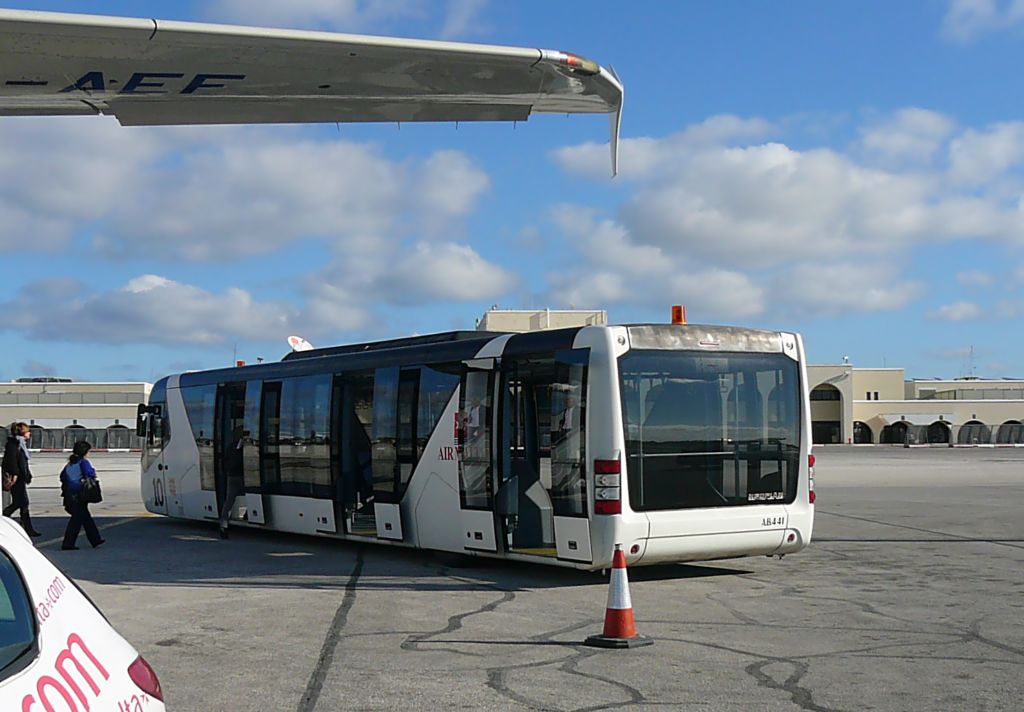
[79,477,103,504]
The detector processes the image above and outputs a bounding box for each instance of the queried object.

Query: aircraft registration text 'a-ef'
[0,8,624,171]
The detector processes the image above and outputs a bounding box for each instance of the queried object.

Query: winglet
[608,65,623,177]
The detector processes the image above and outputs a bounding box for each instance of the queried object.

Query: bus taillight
[594,458,621,515]
[808,453,816,504]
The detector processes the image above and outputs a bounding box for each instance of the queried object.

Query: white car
[0,517,165,712]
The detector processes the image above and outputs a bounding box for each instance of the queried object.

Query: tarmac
[13,447,1024,711]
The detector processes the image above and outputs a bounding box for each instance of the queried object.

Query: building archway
[996,420,1024,444]
[853,421,873,444]
[107,424,132,450]
[880,421,909,445]
[927,421,950,444]
[810,383,842,444]
[62,425,88,450]
[957,421,991,445]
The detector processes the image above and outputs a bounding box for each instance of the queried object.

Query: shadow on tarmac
[30,515,753,593]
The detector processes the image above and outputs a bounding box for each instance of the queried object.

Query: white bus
[137,324,814,570]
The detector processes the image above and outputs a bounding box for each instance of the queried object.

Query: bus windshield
[619,350,801,511]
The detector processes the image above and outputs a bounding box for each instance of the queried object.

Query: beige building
[0,379,151,451]
[477,308,608,332]
[808,366,1024,446]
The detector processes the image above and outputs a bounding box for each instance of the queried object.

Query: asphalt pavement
[12,447,1024,711]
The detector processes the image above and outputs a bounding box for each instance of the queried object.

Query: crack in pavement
[745,658,841,712]
[400,586,517,654]
[296,547,364,712]
[965,619,1024,659]
[401,570,649,711]
[559,648,647,712]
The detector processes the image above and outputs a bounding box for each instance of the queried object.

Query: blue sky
[2,0,1024,383]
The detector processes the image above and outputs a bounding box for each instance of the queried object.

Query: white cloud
[0,117,518,346]
[544,207,764,319]
[775,263,924,316]
[409,150,491,234]
[616,142,943,268]
[0,275,298,345]
[542,109,1024,319]
[102,132,408,260]
[931,301,983,321]
[441,0,489,38]
[0,258,517,348]
[0,118,163,251]
[204,0,489,37]
[0,121,492,262]
[204,0,424,31]
[860,109,956,164]
[553,115,775,180]
[957,270,996,287]
[545,109,1024,323]
[942,0,1024,42]
[948,122,1024,184]
[390,242,517,301]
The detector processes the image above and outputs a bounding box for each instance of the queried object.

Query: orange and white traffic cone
[584,544,653,648]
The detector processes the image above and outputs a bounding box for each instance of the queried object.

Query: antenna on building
[842,355,850,365]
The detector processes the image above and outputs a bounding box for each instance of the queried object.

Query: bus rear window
[619,350,801,511]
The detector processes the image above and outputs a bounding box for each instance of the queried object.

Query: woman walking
[2,422,41,537]
[60,441,104,550]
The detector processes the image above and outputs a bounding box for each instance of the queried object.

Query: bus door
[139,400,167,515]
[457,363,499,552]
[334,371,381,539]
[498,351,592,563]
[214,381,247,521]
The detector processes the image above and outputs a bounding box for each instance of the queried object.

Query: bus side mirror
[136,404,147,437]
[496,476,518,517]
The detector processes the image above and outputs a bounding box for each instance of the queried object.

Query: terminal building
[808,366,1024,446]
[0,378,151,451]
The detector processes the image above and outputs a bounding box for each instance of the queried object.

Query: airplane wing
[0,9,624,171]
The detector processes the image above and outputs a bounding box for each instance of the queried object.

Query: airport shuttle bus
[138,324,814,570]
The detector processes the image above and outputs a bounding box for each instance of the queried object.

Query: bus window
[620,351,801,511]
[396,369,420,496]
[459,370,494,509]
[260,382,282,492]
[181,384,217,491]
[371,367,399,502]
[243,381,261,491]
[417,365,460,457]
[549,352,587,517]
[278,375,332,498]
[346,370,376,512]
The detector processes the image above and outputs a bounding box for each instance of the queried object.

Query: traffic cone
[584,544,653,648]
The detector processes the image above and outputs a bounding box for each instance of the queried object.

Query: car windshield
[0,548,36,680]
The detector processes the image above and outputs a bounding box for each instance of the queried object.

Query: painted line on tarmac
[37,515,151,548]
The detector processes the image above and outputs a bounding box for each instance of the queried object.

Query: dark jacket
[2,436,31,484]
